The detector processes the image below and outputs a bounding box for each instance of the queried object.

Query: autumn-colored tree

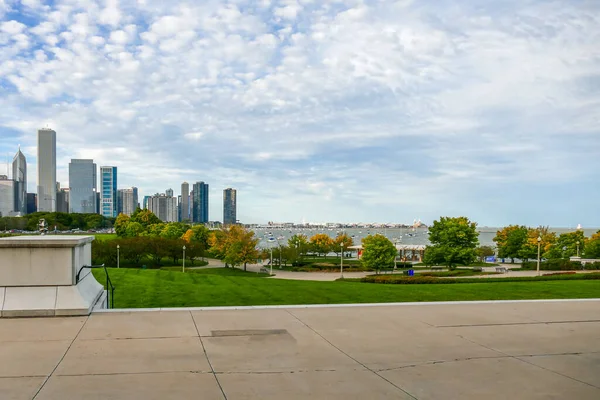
[182,225,210,248]
[475,245,495,262]
[493,225,527,263]
[130,208,161,228]
[310,233,334,257]
[160,223,188,240]
[333,233,354,256]
[518,226,557,261]
[114,214,131,237]
[208,226,259,270]
[143,223,166,238]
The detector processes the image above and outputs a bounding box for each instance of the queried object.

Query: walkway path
[3,300,599,399]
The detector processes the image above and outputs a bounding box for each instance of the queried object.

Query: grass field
[92,267,600,308]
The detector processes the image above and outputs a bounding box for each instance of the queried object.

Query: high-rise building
[0,175,16,217]
[100,166,117,217]
[192,182,209,223]
[12,147,27,215]
[147,193,178,222]
[27,193,37,214]
[56,185,69,213]
[69,159,97,214]
[180,182,189,222]
[120,187,138,216]
[117,190,124,215]
[166,188,173,197]
[223,188,237,225]
[143,195,151,210]
[37,128,57,212]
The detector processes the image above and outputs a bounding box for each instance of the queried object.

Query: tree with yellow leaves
[310,233,334,257]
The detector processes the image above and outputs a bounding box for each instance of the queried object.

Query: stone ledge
[0,235,94,248]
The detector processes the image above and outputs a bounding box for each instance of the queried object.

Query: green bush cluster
[92,236,206,268]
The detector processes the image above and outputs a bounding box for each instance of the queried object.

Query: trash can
[408,269,414,276]
[142,265,147,270]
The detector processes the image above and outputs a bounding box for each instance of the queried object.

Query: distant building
[69,159,97,214]
[0,175,16,217]
[180,182,190,222]
[166,188,173,197]
[100,166,117,218]
[27,193,37,214]
[56,185,69,213]
[117,190,124,215]
[192,181,209,223]
[223,188,237,225]
[37,128,57,212]
[143,195,151,210]
[12,147,27,215]
[147,193,178,222]
[120,187,138,216]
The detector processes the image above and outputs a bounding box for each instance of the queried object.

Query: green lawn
[92,267,600,309]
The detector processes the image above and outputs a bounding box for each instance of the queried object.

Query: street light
[117,244,120,269]
[536,236,542,276]
[340,243,344,279]
[182,245,186,273]
[394,240,399,270]
[269,247,273,276]
[576,241,580,257]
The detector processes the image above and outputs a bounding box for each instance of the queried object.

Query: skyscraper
[37,128,57,212]
[166,188,173,197]
[120,187,138,216]
[12,147,27,215]
[0,175,16,217]
[223,188,237,225]
[56,184,69,213]
[69,159,97,214]
[180,182,189,222]
[100,166,117,217]
[147,193,178,222]
[27,193,37,214]
[192,181,209,223]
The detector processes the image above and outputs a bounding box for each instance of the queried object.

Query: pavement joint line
[436,319,600,328]
[190,310,228,400]
[92,298,600,313]
[285,308,419,400]
[454,333,600,390]
[515,354,600,390]
[31,314,90,400]
[53,370,214,377]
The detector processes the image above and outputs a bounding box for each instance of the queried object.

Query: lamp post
[182,245,186,273]
[117,245,120,269]
[576,241,580,257]
[340,243,344,279]
[394,240,399,270]
[536,236,541,276]
[270,247,273,276]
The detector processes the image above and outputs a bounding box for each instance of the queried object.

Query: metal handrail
[76,264,115,309]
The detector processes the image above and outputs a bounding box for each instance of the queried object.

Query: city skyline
[1,1,599,225]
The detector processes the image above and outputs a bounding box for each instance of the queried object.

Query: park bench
[260,267,270,274]
[431,266,444,271]
[472,267,483,272]
[495,267,508,274]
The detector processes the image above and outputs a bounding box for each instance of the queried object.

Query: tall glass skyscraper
[181,182,189,222]
[37,128,56,212]
[12,147,27,215]
[69,159,97,214]
[100,166,117,217]
[192,181,209,223]
[223,188,237,225]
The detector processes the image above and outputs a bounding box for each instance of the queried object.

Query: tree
[130,209,161,228]
[208,226,259,270]
[118,237,148,266]
[545,230,587,259]
[183,225,210,248]
[114,214,131,237]
[160,223,187,240]
[361,234,396,273]
[584,230,600,258]
[424,216,479,269]
[310,233,333,257]
[125,222,144,237]
[493,225,527,263]
[475,245,495,262]
[518,226,557,261]
[333,233,354,256]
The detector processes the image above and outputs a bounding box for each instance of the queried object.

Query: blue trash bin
[408,269,414,276]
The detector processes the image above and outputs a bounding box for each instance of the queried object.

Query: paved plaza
[1,300,599,399]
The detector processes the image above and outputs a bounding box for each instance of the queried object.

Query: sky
[0,0,599,226]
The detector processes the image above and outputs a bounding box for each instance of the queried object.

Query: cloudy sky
[0,0,598,226]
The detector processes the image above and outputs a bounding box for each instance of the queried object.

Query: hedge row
[521,260,600,270]
[359,273,600,284]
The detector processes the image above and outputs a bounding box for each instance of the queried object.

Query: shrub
[360,273,600,284]
[522,259,583,270]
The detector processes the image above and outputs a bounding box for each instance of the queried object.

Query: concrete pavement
[1,300,599,399]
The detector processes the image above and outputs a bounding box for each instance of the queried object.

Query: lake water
[253,227,599,248]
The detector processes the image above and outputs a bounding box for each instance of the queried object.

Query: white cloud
[1,0,599,225]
